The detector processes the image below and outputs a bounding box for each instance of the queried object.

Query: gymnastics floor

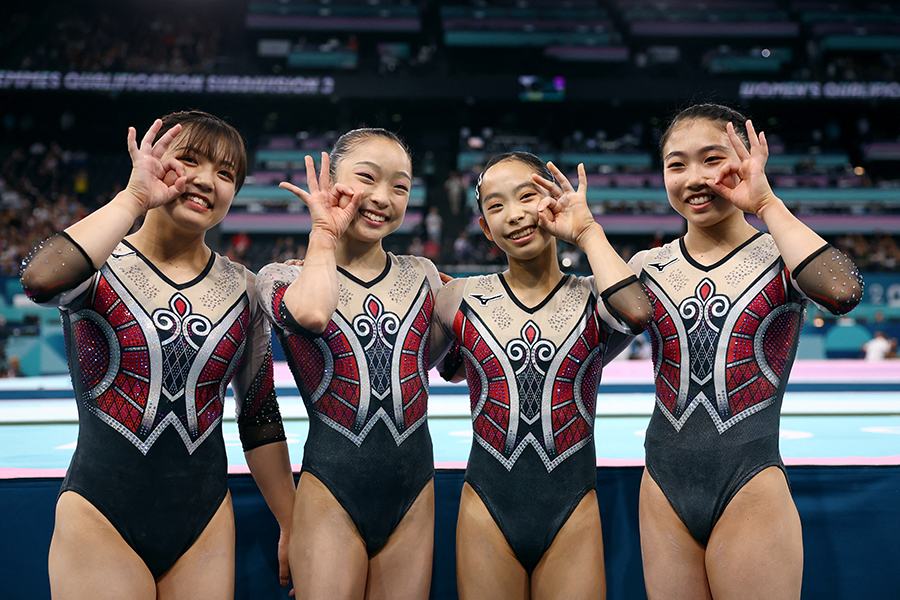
[1,359,898,599]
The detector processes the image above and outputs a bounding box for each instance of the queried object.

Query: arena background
[1,1,898,598]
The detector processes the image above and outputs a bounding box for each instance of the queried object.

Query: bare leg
[290,472,370,600]
[706,466,803,600]
[365,480,435,600]
[456,482,530,600]
[156,492,236,600]
[49,491,157,600]
[531,490,606,600]
[639,469,712,600]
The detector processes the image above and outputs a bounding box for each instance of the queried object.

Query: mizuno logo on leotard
[469,293,503,306]
[647,257,680,272]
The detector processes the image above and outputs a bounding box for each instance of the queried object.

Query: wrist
[574,222,607,251]
[111,190,148,220]
[308,229,338,250]
[756,195,787,223]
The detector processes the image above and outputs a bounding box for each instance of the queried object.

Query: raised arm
[533,162,652,333]
[21,120,186,304]
[707,120,863,313]
[278,153,360,334]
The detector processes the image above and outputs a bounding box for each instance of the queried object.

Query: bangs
[177,123,247,191]
[156,111,247,192]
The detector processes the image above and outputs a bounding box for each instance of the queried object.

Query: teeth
[687,196,712,205]
[185,194,210,209]
[509,226,535,240]
[362,210,386,222]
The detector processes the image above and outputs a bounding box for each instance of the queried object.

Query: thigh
[290,472,370,600]
[531,490,606,600]
[455,482,530,600]
[49,491,156,600]
[365,480,435,600]
[156,492,236,600]
[639,469,712,600]
[706,466,803,600]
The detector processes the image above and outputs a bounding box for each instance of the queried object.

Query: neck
[335,236,387,274]
[129,215,209,268]
[683,211,758,257]
[504,245,564,302]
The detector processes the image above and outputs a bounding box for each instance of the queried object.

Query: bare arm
[534,163,653,332]
[708,121,862,313]
[244,441,295,588]
[279,153,360,333]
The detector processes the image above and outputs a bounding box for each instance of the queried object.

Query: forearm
[578,224,636,290]
[64,192,145,268]
[281,232,340,333]
[757,198,828,272]
[244,441,296,530]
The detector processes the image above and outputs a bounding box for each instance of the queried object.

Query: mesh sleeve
[791,244,864,315]
[20,232,97,306]
[600,275,653,335]
[234,269,286,451]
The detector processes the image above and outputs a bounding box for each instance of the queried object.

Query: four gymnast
[255,128,445,599]
[630,104,863,599]
[20,111,296,598]
[431,152,652,599]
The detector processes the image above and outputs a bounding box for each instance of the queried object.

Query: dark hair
[474,151,553,215]
[153,110,247,192]
[658,103,751,161]
[329,128,411,179]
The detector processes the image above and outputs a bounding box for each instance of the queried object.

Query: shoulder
[257,261,302,284]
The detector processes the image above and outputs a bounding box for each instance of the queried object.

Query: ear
[479,216,494,242]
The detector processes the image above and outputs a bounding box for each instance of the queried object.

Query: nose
[685,162,709,189]
[368,182,389,207]
[507,202,527,224]
[189,163,214,191]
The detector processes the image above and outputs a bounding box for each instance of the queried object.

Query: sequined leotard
[634,233,862,544]
[256,253,443,555]
[21,234,286,577]
[434,273,648,572]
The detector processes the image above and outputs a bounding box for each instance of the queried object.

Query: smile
[361,209,387,223]
[508,226,535,240]
[686,195,713,206]
[183,194,211,209]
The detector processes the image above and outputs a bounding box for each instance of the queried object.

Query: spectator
[862,331,898,361]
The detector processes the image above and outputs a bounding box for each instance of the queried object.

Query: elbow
[813,276,865,316]
[281,301,332,335]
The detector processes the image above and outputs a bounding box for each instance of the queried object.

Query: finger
[167,176,186,199]
[536,204,557,234]
[304,156,319,195]
[576,163,587,194]
[152,123,183,158]
[279,562,290,587]
[546,161,573,192]
[280,181,312,204]
[537,196,561,215]
[758,130,769,158]
[713,160,738,186]
[319,152,331,191]
[161,156,185,178]
[727,122,751,161]
[745,120,760,150]
[126,127,139,159]
[531,173,559,195]
[140,119,163,153]
[439,271,454,284]
[343,190,362,216]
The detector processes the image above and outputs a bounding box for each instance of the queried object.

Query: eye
[520,192,536,202]
[487,201,503,212]
[356,172,374,182]
[394,183,409,194]
[179,155,198,165]
[219,169,235,181]
[666,160,684,169]
[705,156,725,164]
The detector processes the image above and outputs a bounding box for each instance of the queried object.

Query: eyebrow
[664,144,731,162]
[354,160,411,181]
[481,181,539,203]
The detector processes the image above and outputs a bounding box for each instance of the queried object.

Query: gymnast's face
[155,126,237,233]
[332,137,412,244]
[662,118,743,231]
[478,159,555,261]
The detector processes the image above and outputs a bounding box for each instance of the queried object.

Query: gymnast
[432,151,651,599]
[631,103,863,599]
[255,128,444,600]
[20,111,295,599]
